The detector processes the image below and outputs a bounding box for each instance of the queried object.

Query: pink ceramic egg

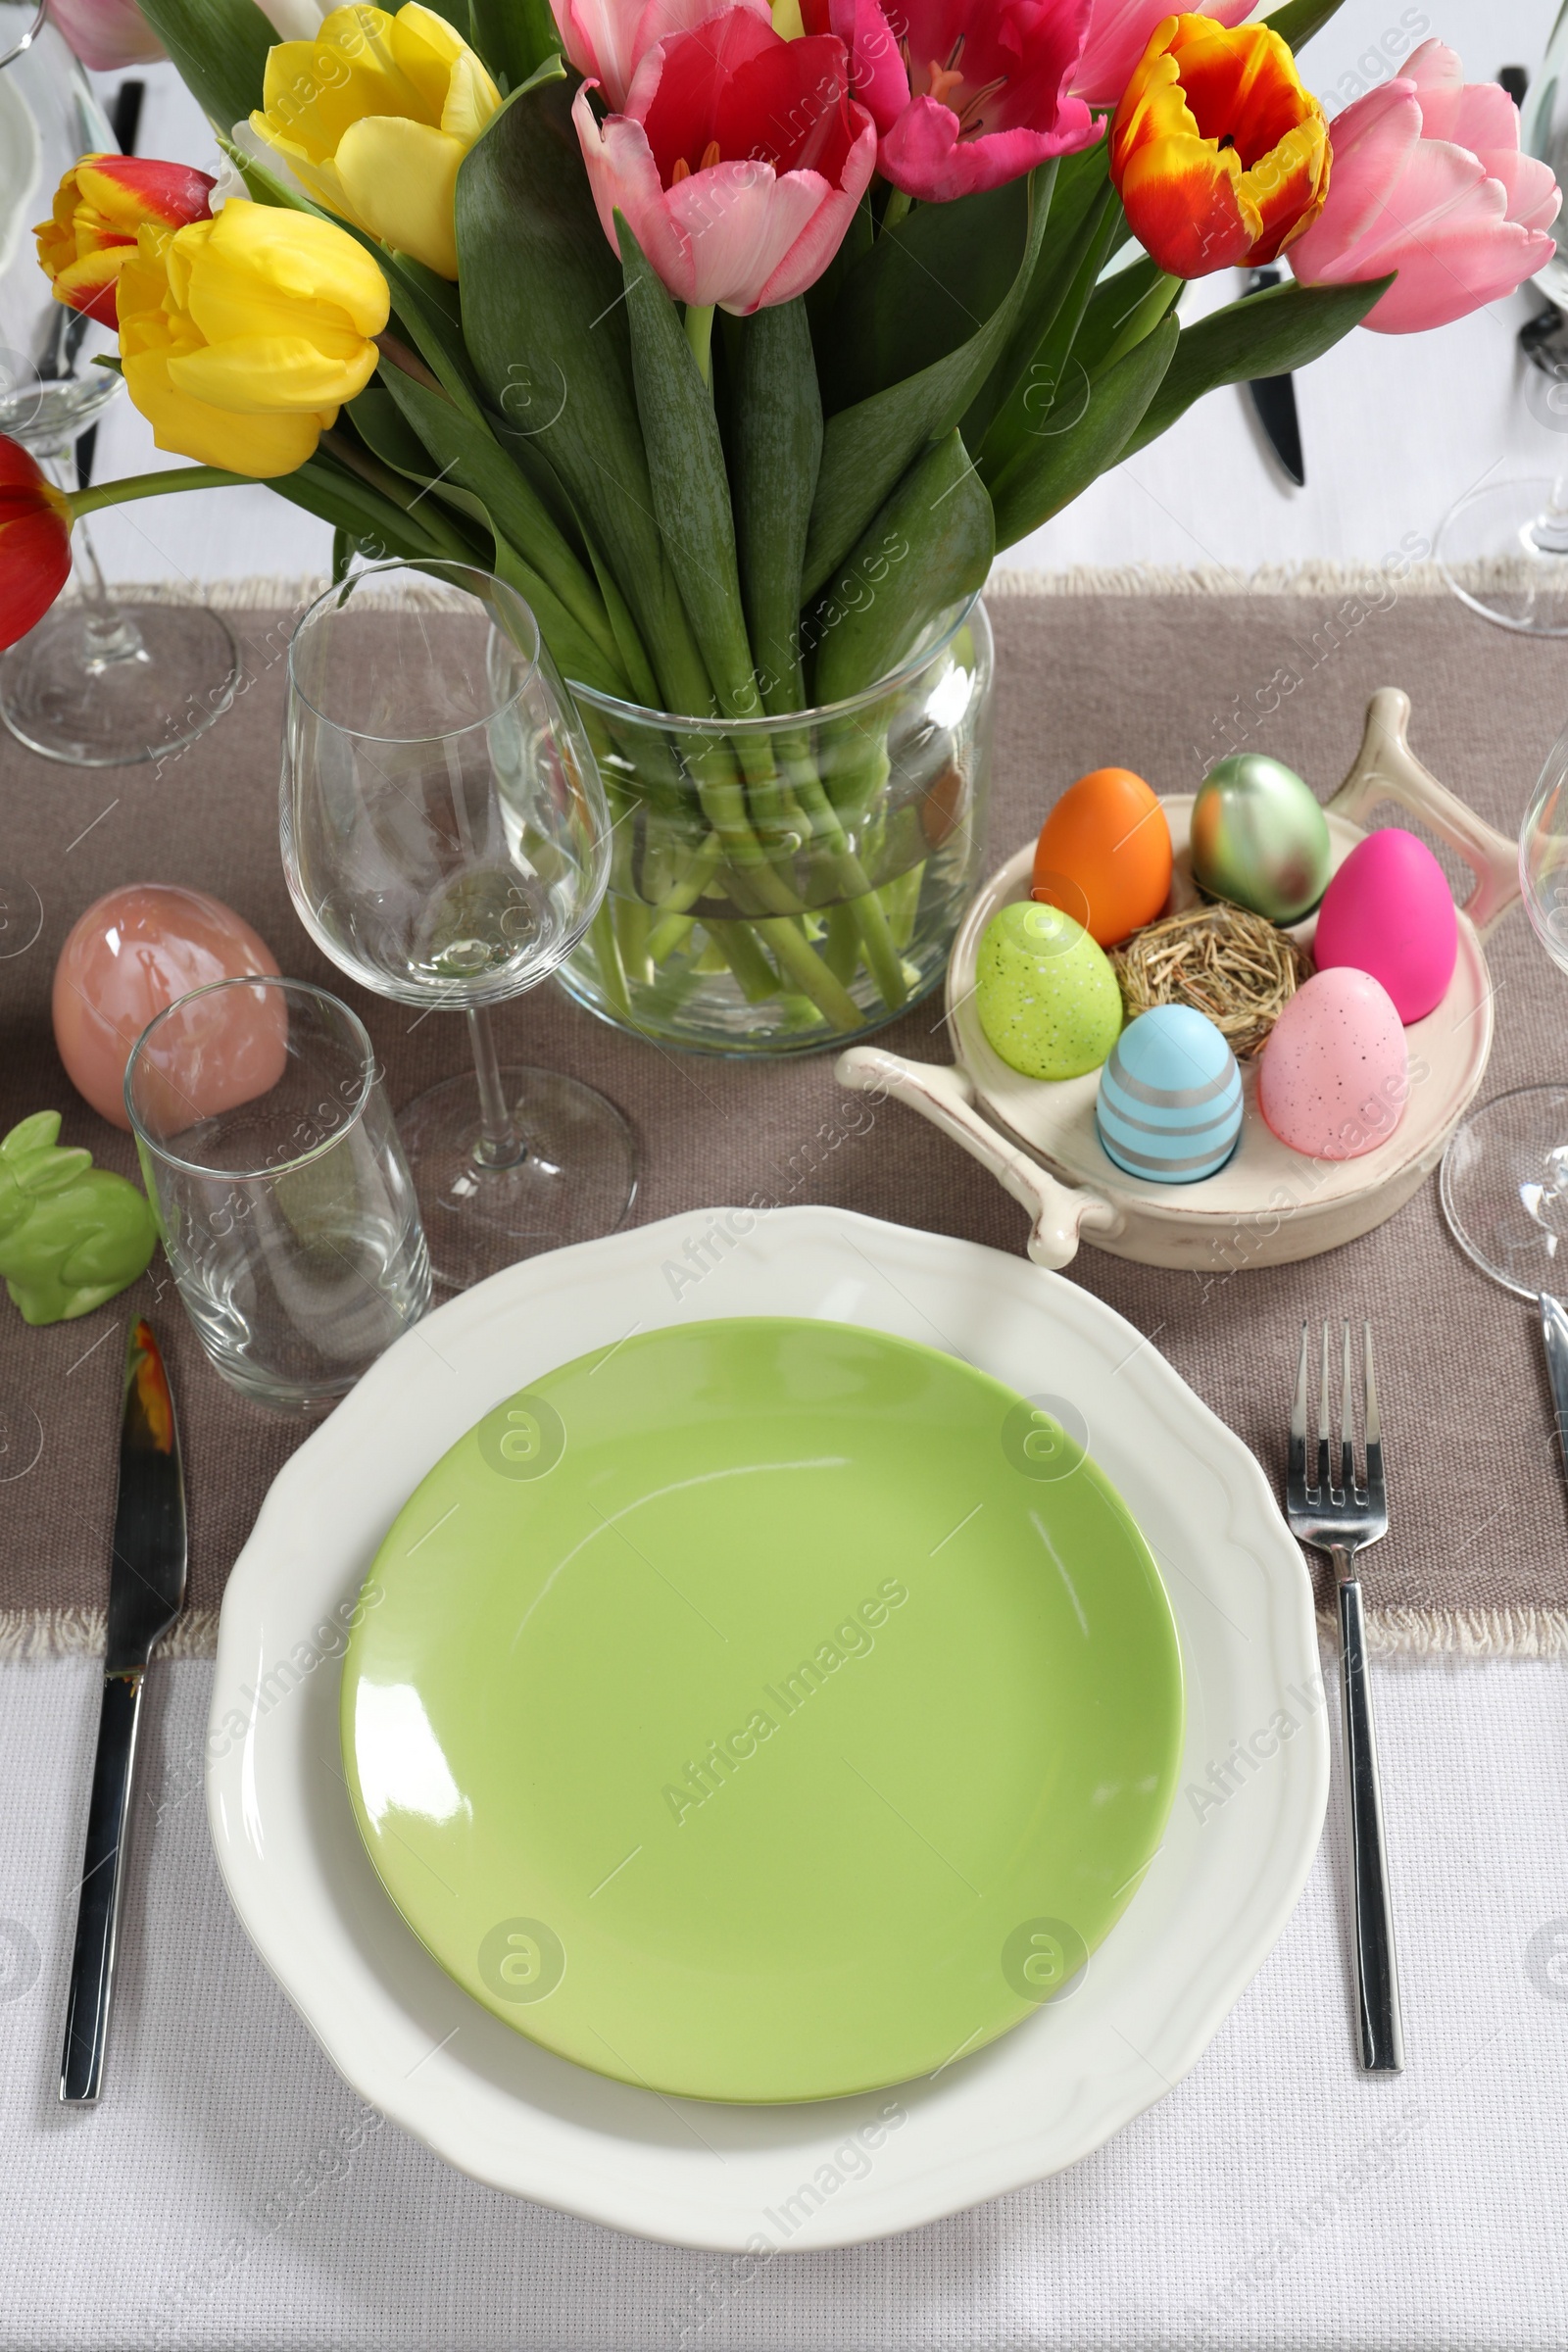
[1311,828,1456,1023]
[1258,968,1408,1161]
[53,884,282,1129]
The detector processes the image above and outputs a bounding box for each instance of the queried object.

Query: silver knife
[1542,1294,1568,1485]
[1242,266,1305,487]
[60,1318,186,2104]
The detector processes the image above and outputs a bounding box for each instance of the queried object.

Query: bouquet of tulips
[6,0,1557,1043]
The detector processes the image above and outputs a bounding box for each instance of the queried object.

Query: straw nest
[1111,902,1312,1058]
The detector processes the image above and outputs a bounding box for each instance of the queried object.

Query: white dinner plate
[207,1206,1327,2250]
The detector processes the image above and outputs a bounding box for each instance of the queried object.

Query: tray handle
[1324,687,1520,939]
[836,1047,1121,1271]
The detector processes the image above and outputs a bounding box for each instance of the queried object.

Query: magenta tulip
[1070,0,1252,109]
[573,8,876,313]
[46,0,164,71]
[1290,40,1560,333]
[803,0,1101,204]
[551,0,771,112]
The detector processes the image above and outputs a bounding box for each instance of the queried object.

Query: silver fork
[1285,1319,1404,2074]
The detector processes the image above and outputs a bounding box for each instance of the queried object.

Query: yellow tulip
[118,199,389,478]
[251,3,500,279]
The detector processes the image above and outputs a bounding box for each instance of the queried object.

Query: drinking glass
[125,978,431,1413]
[1443,715,1568,1291]
[281,560,637,1291]
[0,0,238,764]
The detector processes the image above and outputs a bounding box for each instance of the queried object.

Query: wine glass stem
[1532,472,1568,557]
[466,1004,526,1169]
[45,448,148,661]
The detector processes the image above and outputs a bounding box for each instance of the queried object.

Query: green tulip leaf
[485,539,635,700]
[456,74,714,714]
[1262,0,1352,51]
[371,367,623,675]
[976,176,1124,482]
[812,430,994,707]
[727,298,822,716]
[135,0,275,130]
[615,216,759,718]
[818,174,1037,416]
[805,192,875,346]
[987,313,1178,549]
[469,0,562,89]
[961,156,1117,460]
[802,165,1049,600]
[1072,255,1182,377]
[1119,273,1394,460]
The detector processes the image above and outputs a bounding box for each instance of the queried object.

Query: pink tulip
[1070,0,1253,109]
[1290,40,1561,333]
[46,0,165,71]
[573,8,876,314]
[550,0,770,112]
[803,0,1101,204]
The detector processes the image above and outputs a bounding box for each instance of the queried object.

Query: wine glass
[0,0,238,765]
[1435,473,1568,639]
[281,560,638,1291]
[1434,16,1568,635]
[1442,714,1568,1292]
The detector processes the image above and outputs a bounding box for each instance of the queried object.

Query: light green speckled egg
[974,901,1123,1080]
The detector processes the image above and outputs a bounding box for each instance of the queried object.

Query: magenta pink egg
[53,884,283,1129]
[1258,968,1408,1161]
[1311,828,1457,1022]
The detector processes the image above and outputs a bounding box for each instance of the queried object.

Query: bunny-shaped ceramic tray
[838,690,1520,1276]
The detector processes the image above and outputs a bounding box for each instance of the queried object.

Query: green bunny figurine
[0,1112,158,1326]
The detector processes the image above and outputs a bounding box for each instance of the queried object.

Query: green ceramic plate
[341,1318,1184,2104]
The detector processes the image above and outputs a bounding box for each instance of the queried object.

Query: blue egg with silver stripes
[1096,1004,1243,1184]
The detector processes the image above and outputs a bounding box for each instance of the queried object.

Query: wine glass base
[0,601,240,767]
[1440,1083,1568,1298]
[398,1065,639,1291]
[1435,478,1568,636]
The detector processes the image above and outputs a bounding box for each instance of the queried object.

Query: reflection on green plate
[341,1318,1184,2103]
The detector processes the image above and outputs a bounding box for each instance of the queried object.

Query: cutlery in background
[1241,266,1305,487]
[60,1318,187,2104]
[1284,1319,1403,2073]
[1540,1294,1568,1487]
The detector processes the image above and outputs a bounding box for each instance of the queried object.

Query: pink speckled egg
[53,885,282,1129]
[1258,968,1408,1160]
[1311,828,1457,1023]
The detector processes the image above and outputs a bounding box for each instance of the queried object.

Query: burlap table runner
[3,570,1564,1657]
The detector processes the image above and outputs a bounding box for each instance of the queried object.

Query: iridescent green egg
[1190,755,1331,924]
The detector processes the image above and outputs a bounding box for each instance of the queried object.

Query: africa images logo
[661,1578,910,1824]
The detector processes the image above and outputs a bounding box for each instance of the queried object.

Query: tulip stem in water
[684,303,715,387]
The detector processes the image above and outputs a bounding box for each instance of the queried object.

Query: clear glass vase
[558,600,994,1054]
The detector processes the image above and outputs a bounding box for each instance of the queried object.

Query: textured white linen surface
[0,1653,1565,2350]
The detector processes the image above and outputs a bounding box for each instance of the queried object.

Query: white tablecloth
[14,8,1568,2340]
[2,1651,1565,2350]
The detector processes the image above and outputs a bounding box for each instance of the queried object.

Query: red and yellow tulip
[0,439,73,651]
[35,154,217,328]
[1109,15,1330,278]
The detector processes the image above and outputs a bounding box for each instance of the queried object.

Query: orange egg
[1031,767,1172,947]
